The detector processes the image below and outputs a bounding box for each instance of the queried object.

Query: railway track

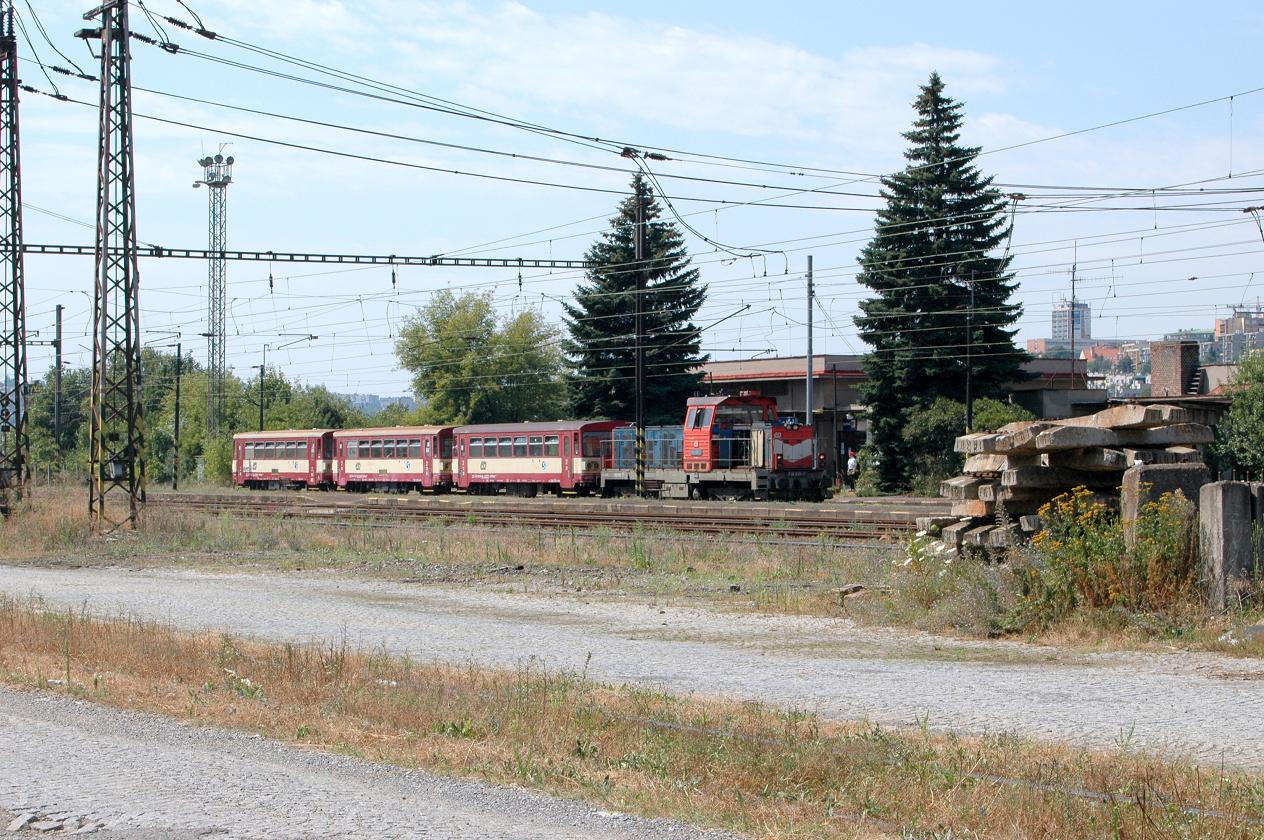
[150,492,946,542]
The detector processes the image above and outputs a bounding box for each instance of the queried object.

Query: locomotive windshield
[714,404,769,426]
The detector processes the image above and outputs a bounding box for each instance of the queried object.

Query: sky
[16,0,1264,399]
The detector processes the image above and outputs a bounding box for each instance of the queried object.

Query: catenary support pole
[805,255,813,428]
[0,1,28,515]
[53,303,62,443]
[172,341,181,491]
[634,179,646,497]
[81,0,146,530]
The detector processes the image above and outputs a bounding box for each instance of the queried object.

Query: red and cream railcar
[454,420,626,496]
[233,430,335,490]
[332,426,454,493]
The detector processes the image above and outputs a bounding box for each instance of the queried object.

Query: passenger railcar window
[409,440,422,459]
[468,439,481,459]
[513,436,527,457]
[299,443,308,458]
[384,441,396,458]
[499,437,512,458]
[346,441,357,459]
[582,434,603,457]
[370,441,382,459]
[545,435,559,456]
[529,436,543,457]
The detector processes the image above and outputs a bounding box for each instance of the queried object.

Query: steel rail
[150,492,937,540]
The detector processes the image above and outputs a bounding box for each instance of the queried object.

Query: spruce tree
[855,72,1023,491]
[564,174,707,424]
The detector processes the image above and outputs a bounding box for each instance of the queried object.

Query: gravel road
[0,688,735,839]
[4,564,1264,771]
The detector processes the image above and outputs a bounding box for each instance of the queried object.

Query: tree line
[28,73,1084,495]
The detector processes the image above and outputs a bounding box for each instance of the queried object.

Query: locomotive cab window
[687,407,713,429]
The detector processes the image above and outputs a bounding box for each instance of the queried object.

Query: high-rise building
[1052,300,1090,342]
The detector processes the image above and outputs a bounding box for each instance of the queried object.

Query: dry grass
[4,486,1263,659]
[2,598,1262,840]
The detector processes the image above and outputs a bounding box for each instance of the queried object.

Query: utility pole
[194,151,233,438]
[257,359,265,432]
[53,304,62,443]
[633,178,646,497]
[805,255,813,428]
[172,341,181,490]
[965,271,975,432]
[1069,252,1078,389]
[79,0,145,530]
[0,0,28,514]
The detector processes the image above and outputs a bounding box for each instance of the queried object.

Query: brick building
[1151,341,1202,397]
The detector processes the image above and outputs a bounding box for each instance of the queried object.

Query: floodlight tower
[194,151,233,437]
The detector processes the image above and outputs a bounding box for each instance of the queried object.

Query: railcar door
[561,435,573,488]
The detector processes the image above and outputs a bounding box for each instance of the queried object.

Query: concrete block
[1120,463,1208,547]
[1055,403,1189,430]
[955,433,1005,454]
[994,423,1057,454]
[1199,482,1256,610]
[951,499,993,518]
[986,524,1022,549]
[1122,447,1203,466]
[940,519,974,554]
[1121,462,1210,520]
[961,453,1037,473]
[979,483,1061,503]
[963,524,995,547]
[915,515,959,535]
[1044,448,1129,472]
[1019,514,1043,533]
[940,475,989,500]
[1034,423,1213,452]
[1001,466,1121,488]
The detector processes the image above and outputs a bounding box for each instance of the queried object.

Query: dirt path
[0,688,736,839]
[4,564,1263,770]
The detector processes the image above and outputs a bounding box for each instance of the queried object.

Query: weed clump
[1009,487,1199,631]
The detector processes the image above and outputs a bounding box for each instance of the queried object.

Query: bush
[1009,487,1197,630]
[970,398,1033,433]
[203,435,235,486]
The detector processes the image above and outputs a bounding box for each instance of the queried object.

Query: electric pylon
[0,2,27,516]
[80,0,144,530]
[196,152,232,436]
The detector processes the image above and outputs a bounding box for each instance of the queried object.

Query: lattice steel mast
[79,0,144,530]
[0,1,27,515]
[195,152,232,436]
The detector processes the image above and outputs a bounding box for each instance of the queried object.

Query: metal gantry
[80,1,145,530]
[195,152,233,437]
[0,2,27,515]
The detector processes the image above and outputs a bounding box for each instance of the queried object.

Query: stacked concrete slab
[919,404,1213,555]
